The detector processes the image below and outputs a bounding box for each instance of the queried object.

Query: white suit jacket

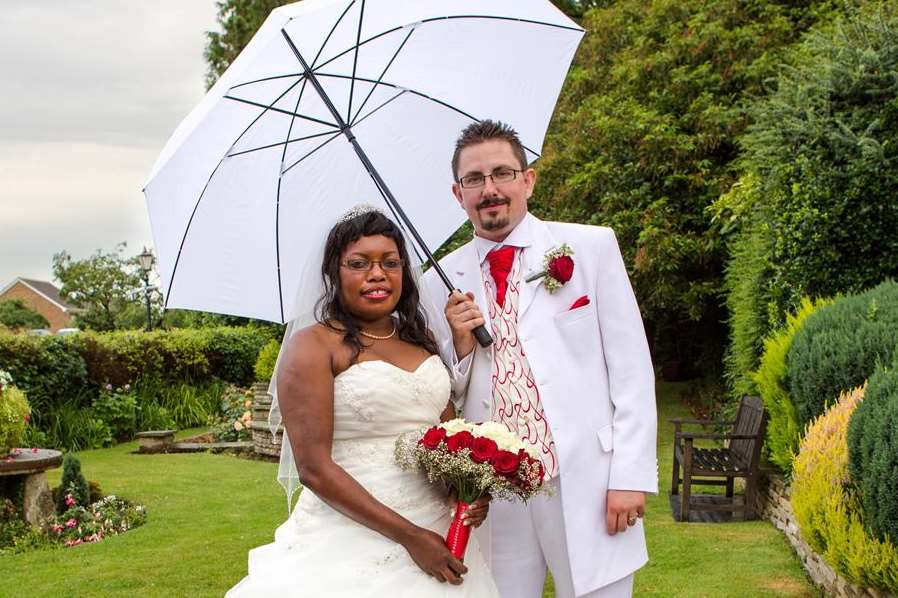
[421,214,658,595]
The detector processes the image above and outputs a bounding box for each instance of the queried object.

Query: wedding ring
[627,516,638,526]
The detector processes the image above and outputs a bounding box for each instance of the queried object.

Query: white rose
[439,418,472,435]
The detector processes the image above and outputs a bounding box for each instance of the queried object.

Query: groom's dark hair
[317,210,439,361]
[451,120,528,179]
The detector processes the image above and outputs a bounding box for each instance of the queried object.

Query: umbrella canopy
[144,0,583,323]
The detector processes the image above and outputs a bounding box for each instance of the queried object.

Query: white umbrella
[144,0,583,330]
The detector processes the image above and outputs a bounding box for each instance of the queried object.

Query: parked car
[56,328,81,337]
[27,328,52,336]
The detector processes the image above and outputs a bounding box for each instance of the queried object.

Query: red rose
[421,426,446,449]
[548,255,574,283]
[446,431,475,453]
[470,437,498,463]
[491,450,521,476]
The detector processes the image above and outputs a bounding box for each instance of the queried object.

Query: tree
[535,0,848,377]
[719,4,898,400]
[204,0,293,88]
[0,299,49,330]
[52,244,156,332]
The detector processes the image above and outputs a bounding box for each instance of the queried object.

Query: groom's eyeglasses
[458,167,523,189]
[341,258,405,272]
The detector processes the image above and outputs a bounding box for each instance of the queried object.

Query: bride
[227,208,499,596]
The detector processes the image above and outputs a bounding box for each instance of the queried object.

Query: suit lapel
[519,217,558,320]
[449,241,490,319]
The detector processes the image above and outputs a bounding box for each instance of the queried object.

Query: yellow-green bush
[753,297,831,475]
[0,383,30,455]
[254,339,280,383]
[792,385,898,591]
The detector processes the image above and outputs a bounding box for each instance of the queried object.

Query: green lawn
[1,384,816,597]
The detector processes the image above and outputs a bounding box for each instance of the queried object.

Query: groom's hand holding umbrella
[445,291,486,360]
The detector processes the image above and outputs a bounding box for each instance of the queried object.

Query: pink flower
[65,495,76,507]
[24,414,30,424]
[31,448,38,453]
[104,383,113,391]
[65,539,83,547]
[50,524,63,533]
[65,518,77,528]
[123,384,131,391]
[233,420,243,431]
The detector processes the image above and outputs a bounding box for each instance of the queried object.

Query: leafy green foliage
[536,0,845,376]
[0,300,48,330]
[788,280,898,429]
[92,385,137,442]
[721,4,898,397]
[57,454,89,513]
[791,385,898,591]
[848,363,898,546]
[753,297,831,475]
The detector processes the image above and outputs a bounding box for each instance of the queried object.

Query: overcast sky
[0,1,218,287]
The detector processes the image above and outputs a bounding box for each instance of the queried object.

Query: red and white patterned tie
[483,247,559,479]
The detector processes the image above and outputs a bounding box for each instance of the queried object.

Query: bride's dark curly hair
[316,210,439,362]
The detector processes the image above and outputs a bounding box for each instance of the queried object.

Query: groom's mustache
[476,197,510,210]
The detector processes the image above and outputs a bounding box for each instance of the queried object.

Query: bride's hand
[401,527,468,584]
[448,493,491,528]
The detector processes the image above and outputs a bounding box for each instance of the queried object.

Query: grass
[0,385,817,597]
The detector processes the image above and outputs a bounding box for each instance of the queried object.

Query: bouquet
[395,418,546,560]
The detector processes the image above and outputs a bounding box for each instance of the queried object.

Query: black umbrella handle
[472,324,494,348]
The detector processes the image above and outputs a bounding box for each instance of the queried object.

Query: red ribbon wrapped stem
[445,500,472,560]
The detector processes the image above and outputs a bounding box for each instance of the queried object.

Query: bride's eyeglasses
[341,257,405,272]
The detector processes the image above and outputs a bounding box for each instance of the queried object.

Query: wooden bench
[670,396,767,521]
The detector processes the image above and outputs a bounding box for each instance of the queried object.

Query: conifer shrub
[848,363,898,545]
[792,386,898,592]
[56,454,89,513]
[753,297,831,475]
[788,280,898,429]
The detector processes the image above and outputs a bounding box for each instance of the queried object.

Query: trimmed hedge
[792,385,898,592]
[753,297,831,475]
[0,327,271,450]
[848,363,898,545]
[788,280,898,430]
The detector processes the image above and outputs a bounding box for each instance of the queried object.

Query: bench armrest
[668,417,734,426]
[676,432,759,441]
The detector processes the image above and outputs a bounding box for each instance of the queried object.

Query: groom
[422,121,657,598]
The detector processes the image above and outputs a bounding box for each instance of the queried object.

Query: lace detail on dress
[335,378,377,421]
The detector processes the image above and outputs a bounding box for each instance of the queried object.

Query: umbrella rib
[317,72,542,159]
[227,0,355,93]
[314,14,582,74]
[346,0,365,124]
[350,27,415,126]
[229,73,303,92]
[280,131,343,175]
[273,77,314,323]
[223,95,339,129]
[351,89,407,129]
[226,130,337,158]
[165,74,313,309]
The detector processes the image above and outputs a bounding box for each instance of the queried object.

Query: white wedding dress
[227,355,499,597]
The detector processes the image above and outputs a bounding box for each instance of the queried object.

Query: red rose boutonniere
[525,244,574,293]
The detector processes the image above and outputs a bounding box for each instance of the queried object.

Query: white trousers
[487,478,634,598]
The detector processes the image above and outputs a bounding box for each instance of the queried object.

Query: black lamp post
[138,247,155,331]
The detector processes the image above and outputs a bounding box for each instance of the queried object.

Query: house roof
[0,277,80,312]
